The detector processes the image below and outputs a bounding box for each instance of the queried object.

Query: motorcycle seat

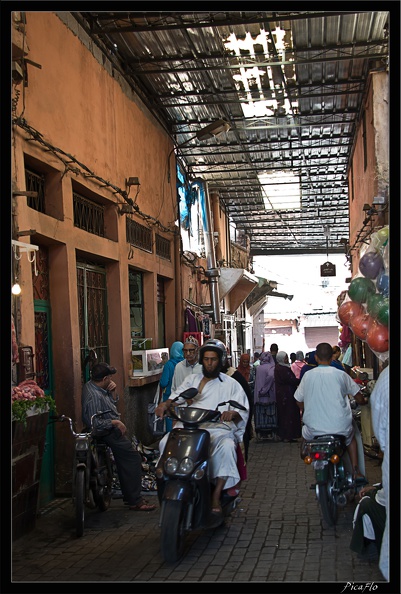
[313,434,346,444]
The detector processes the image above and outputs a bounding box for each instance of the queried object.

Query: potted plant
[12,379,56,425]
[12,379,57,540]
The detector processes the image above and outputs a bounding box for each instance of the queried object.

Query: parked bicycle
[54,411,114,537]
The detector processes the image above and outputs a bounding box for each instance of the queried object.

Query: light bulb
[12,283,21,295]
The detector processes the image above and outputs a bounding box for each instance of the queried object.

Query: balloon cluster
[337,226,389,361]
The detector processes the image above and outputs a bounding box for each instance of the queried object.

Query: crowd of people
[86,335,388,580]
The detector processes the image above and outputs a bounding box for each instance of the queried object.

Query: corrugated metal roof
[73,10,390,256]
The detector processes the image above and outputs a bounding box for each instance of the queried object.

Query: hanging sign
[320,261,336,277]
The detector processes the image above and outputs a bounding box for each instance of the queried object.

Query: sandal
[211,503,223,514]
[129,498,156,511]
[352,467,368,485]
[208,504,224,528]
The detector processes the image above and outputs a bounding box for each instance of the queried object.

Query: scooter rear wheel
[160,500,187,563]
[75,467,85,537]
[316,464,338,527]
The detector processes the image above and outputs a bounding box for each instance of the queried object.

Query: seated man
[294,342,368,480]
[82,362,156,511]
[350,483,386,559]
[155,339,249,517]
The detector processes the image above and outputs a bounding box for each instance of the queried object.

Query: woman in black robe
[274,351,302,442]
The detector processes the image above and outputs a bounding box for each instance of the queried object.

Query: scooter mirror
[173,387,198,401]
[217,400,247,411]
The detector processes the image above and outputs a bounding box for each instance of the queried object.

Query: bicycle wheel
[75,467,85,537]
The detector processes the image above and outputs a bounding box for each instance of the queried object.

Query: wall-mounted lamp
[119,204,135,215]
[123,177,140,207]
[126,177,140,187]
[167,119,231,182]
[12,282,22,296]
[323,225,331,238]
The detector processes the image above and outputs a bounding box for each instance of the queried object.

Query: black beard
[202,363,222,379]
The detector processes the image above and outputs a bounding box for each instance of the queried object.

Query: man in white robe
[155,339,249,515]
[370,365,389,581]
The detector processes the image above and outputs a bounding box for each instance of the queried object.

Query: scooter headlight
[165,457,179,474]
[75,438,89,451]
[179,457,194,474]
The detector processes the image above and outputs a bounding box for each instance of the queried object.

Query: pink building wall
[11,12,184,487]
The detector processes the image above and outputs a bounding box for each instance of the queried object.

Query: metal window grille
[25,168,45,213]
[126,218,152,253]
[32,245,50,301]
[73,192,104,236]
[155,234,171,260]
[77,263,108,383]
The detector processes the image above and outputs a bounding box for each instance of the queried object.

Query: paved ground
[7,437,394,593]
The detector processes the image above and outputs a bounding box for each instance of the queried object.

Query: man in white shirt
[171,336,202,392]
[294,342,368,479]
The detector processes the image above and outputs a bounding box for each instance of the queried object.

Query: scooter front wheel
[316,464,338,527]
[160,499,187,563]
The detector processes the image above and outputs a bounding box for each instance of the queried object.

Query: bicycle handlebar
[52,410,112,438]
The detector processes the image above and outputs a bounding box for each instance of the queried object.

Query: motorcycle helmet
[199,338,228,368]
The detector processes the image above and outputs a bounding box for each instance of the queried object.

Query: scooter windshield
[171,406,220,426]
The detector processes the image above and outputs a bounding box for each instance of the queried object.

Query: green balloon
[376,299,389,326]
[348,277,376,304]
[367,293,386,319]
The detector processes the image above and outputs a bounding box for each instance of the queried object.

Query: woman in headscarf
[159,341,184,431]
[237,352,256,394]
[254,351,276,404]
[291,350,307,379]
[253,351,277,439]
[237,353,251,382]
[223,355,253,465]
[275,350,302,442]
[230,354,255,458]
[299,350,318,379]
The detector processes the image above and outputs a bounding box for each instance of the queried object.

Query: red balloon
[337,301,365,327]
[367,321,389,353]
[350,313,374,341]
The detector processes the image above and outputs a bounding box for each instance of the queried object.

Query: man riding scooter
[155,338,249,521]
[294,342,369,482]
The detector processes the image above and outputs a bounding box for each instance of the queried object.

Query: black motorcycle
[301,420,368,527]
[155,388,247,563]
[55,411,114,537]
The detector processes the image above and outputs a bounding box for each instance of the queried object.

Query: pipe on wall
[174,230,183,339]
[192,178,221,324]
